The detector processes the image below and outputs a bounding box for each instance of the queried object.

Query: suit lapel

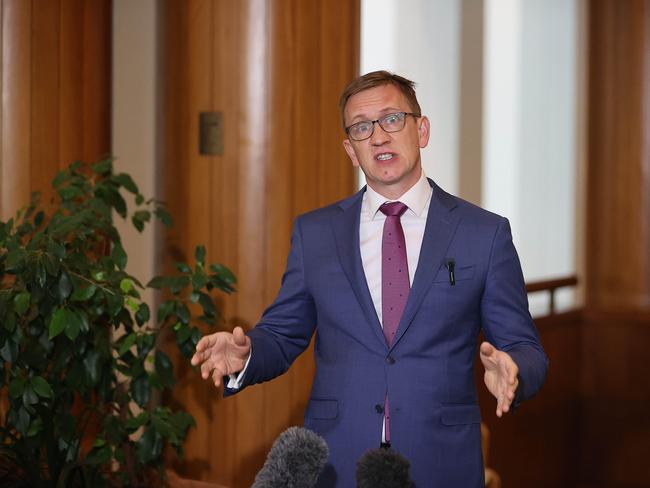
[331,188,386,347]
[391,180,461,349]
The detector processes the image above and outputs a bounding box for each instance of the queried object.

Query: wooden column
[158,1,358,486]
[583,1,650,485]
[0,0,111,220]
[587,0,650,312]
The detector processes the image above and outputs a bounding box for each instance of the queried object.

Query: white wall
[112,0,158,305]
[483,0,581,313]
[361,0,584,315]
[360,0,461,195]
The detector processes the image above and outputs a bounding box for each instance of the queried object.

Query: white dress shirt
[360,171,432,324]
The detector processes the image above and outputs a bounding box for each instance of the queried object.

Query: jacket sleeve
[224,217,316,396]
[480,217,549,406]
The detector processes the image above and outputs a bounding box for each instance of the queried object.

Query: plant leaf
[154,207,173,227]
[71,284,96,302]
[195,245,206,265]
[136,427,162,463]
[175,324,191,344]
[91,159,113,175]
[198,293,216,318]
[118,333,137,357]
[22,385,39,406]
[58,273,73,301]
[0,339,18,362]
[9,377,26,398]
[49,308,67,339]
[176,304,190,325]
[120,278,134,294]
[83,351,101,386]
[30,376,53,398]
[135,303,150,325]
[131,374,150,407]
[155,350,174,388]
[115,173,139,194]
[14,291,31,315]
[125,412,149,432]
[85,444,112,465]
[64,310,82,341]
[112,243,127,270]
[26,417,43,437]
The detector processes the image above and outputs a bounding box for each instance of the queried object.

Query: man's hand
[190,326,251,387]
[480,341,519,417]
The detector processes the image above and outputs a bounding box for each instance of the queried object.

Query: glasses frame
[345,111,420,141]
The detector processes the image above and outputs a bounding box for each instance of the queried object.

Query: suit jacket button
[386,356,395,364]
[375,404,384,413]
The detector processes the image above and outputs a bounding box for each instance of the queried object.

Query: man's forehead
[344,85,409,121]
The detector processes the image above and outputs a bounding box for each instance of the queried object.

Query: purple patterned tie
[380,201,409,442]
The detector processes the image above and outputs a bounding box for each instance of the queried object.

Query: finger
[191,349,207,366]
[200,358,215,379]
[192,346,217,367]
[211,367,224,387]
[195,333,217,352]
[201,355,225,380]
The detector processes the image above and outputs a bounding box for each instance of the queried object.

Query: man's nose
[369,121,391,145]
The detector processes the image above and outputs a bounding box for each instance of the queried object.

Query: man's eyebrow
[348,107,405,123]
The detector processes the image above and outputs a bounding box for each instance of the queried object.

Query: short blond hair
[338,71,422,128]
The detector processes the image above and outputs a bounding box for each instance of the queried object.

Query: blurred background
[0,0,648,486]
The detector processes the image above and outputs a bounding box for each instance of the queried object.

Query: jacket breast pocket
[433,264,476,283]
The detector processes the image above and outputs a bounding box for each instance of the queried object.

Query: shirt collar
[366,170,432,220]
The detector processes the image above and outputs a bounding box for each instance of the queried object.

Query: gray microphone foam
[252,426,329,488]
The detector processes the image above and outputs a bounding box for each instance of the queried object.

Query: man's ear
[343,139,360,167]
[418,116,431,148]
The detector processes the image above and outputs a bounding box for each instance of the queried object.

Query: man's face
[342,84,430,199]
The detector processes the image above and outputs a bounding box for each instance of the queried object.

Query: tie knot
[380,201,408,218]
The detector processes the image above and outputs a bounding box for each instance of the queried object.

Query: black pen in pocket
[445,259,455,286]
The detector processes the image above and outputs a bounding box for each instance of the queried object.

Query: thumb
[480,341,495,358]
[232,326,248,347]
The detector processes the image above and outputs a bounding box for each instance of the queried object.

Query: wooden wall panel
[1,0,31,219]
[578,312,650,487]
[586,0,650,312]
[81,0,111,163]
[31,0,60,196]
[0,0,111,220]
[583,1,650,486]
[478,311,582,487]
[159,1,358,486]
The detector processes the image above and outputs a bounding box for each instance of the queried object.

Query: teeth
[377,153,393,161]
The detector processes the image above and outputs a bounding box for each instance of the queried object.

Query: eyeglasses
[345,112,420,141]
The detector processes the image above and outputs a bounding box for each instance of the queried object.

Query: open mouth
[376,153,395,161]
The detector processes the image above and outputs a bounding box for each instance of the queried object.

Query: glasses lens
[347,113,411,140]
[349,121,373,141]
[378,112,406,132]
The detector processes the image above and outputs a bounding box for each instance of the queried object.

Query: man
[191,71,548,487]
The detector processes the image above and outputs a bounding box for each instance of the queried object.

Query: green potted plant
[0,160,235,487]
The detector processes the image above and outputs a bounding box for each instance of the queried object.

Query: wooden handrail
[525,275,578,315]
[526,276,578,293]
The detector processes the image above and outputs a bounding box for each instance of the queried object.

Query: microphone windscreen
[356,447,413,488]
[252,426,329,488]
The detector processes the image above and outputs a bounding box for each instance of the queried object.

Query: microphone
[252,426,329,488]
[356,448,413,488]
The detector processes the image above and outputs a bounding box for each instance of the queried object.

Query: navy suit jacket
[228,180,548,487]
